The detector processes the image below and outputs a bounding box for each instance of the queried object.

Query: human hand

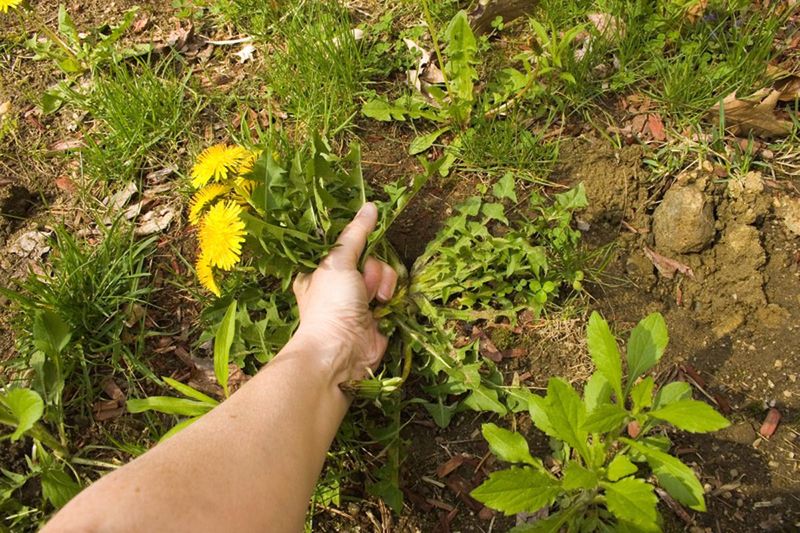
[291,203,398,384]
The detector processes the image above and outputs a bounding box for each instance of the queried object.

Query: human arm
[42,203,397,532]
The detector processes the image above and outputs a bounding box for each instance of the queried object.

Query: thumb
[323,203,378,270]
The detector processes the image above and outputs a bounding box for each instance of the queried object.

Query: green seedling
[471,311,730,532]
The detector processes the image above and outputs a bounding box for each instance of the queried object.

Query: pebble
[774,359,783,368]
[784,390,792,398]
[730,469,739,478]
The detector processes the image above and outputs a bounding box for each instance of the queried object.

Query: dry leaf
[234,43,256,63]
[132,15,150,33]
[8,230,51,258]
[55,176,77,193]
[647,114,666,142]
[403,38,445,100]
[686,0,709,23]
[135,205,177,235]
[643,246,694,279]
[105,182,138,211]
[48,137,85,151]
[710,89,794,138]
[765,64,800,101]
[587,13,625,39]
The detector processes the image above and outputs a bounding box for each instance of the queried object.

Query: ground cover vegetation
[1,0,799,531]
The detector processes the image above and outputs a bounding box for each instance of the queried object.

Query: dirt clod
[653,183,715,254]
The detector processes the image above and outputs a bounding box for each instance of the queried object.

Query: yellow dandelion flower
[196,256,221,297]
[189,183,230,225]
[0,0,23,13]
[237,150,258,176]
[198,201,246,270]
[233,177,256,204]
[190,144,249,188]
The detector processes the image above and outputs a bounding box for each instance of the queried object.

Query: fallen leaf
[473,327,502,362]
[92,400,125,421]
[403,38,445,100]
[55,176,77,193]
[647,114,666,141]
[145,167,176,183]
[8,230,51,258]
[132,15,150,33]
[759,408,781,438]
[101,377,125,402]
[437,455,467,478]
[105,182,138,211]
[48,137,85,151]
[234,43,256,63]
[709,89,794,138]
[135,205,177,235]
[643,246,695,279]
[587,13,625,39]
[686,0,709,23]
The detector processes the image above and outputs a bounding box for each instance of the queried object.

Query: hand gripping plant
[470,312,730,531]
[129,134,590,509]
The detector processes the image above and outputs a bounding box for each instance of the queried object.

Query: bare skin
[42,203,397,533]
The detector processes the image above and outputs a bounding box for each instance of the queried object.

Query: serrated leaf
[2,389,44,441]
[626,313,668,386]
[582,403,628,434]
[492,173,517,202]
[603,477,659,531]
[586,312,623,400]
[653,381,692,410]
[409,127,449,155]
[630,377,654,413]
[482,423,536,465]
[481,202,508,224]
[562,461,598,490]
[623,438,706,511]
[126,397,214,417]
[544,378,589,461]
[583,372,611,412]
[528,394,556,436]
[649,399,730,433]
[471,467,559,515]
[607,454,637,481]
[214,301,237,397]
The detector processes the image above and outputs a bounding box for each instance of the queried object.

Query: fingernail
[357,202,374,218]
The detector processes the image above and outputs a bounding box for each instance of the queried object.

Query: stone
[653,184,715,254]
[774,194,800,237]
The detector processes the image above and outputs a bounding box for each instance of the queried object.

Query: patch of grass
[458,111,560,180]
[75,56,197,182]
[532,0,786,123]
[266,2,372,136]
[7,221,156,373]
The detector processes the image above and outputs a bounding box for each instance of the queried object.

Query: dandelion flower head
[191,144,249,188]
[189,183,230,225]
[0,0,23,13]
[196,256,221,297]
[198,201,246,271]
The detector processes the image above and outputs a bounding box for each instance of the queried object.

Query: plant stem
[420,0,452,99]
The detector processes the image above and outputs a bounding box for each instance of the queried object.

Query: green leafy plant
[362,10,583,176]
[20,4,151,113]
[471,311,730,531]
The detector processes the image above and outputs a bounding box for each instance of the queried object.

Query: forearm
[43,334,351,533]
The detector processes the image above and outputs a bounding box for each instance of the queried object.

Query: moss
[489,327,517,351]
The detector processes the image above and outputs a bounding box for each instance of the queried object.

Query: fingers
[376,262,398,302]
[362,257,398,303]
[362,257,383,301]
[324,203,378,269]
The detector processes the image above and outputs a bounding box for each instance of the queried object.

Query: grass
[6,221,156,378]
[264,1,372,136]
[74,56,197,183]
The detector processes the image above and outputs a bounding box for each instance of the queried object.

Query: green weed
[472,312,730,530]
